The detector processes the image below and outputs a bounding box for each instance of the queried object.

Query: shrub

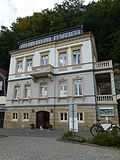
[62,131,85,143]
[48,124,53,130]
[88,132,120,147]
[30,123,35,129]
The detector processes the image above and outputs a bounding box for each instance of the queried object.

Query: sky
[0,0,98,28]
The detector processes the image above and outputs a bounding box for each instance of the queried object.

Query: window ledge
[22,119,29,122]
[78,121,84,123]
[59,120,68,122]
[12,119,18,121]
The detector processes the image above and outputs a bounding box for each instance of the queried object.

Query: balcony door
[36,111,50,129]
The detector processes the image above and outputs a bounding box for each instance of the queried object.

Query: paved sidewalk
[0,136,120,160]
[0,128,91,138]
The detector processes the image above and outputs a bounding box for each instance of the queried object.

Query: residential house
[0,68,8,128]
[4,26,119,130]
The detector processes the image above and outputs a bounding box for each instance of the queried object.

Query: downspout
[91,35,98,122]
[53,43,56,130]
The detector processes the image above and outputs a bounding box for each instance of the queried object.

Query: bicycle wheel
[112,126,120,136]
[90,125,103,136]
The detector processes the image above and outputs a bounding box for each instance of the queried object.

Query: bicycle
[90,120,120,136]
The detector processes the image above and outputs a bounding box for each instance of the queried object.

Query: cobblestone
[0,136,120,160]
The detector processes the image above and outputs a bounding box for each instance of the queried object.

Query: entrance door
[36,111,50,129]
[0,112,4,128]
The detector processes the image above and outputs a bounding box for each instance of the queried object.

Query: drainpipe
[91,35,98,123]
[53,43,56,130]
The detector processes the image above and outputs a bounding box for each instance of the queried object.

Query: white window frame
[73,49,81,65]
[17,60,22,73]
[59,81,67,97]
[14,86,20,100]
[77,112,84,123]
[12,113,18,121]
[74,79,83,96]
[24,85,31,99]
[60,52,67,67]
[60,112,67,122]
[23,113,29,121]
[41,55,48,66]
[40,82,47,98]
[26,59,32,72]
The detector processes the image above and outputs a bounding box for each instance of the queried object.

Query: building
[4,26,119,130]
[114,66,120,123]
[0,68,8,128]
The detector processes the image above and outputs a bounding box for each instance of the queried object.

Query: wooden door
[36,111,49,129]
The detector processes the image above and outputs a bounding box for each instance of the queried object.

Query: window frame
[59,80,68,97]
[59,112,68,122]
[58,47,68,71]
[24,84,31,99]
[77,112,84,123]
[25,56,33,72]
[23,112,29,121]
[15,58,23,74]
[71,45,82,66]
[39,81,48,99]
[72,78,84,98]
[40,51,49,66]
[12,112,18,121]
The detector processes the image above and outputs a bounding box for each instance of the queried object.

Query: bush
[30,123,35,129]
[62,131,85,143]
[88,132,120,147]
[48,124,53,130]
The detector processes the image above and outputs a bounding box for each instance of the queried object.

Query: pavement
[0,128,91,138]
[0,128,120,160]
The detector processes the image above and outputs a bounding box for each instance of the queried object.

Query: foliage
[48,124,53,130]
[62,131,85,143]
[0,0,120,70]
[30,123,35,129]
[88,131,120,147]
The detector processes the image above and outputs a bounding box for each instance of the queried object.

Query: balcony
[97,95,116,103]
[95,60,112,70]
[31,64,54,80]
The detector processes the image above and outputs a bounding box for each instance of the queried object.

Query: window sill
[12,119,18,121]
[73,95,83,98]
[22,119,29,122]
[78,121,84,123]
[59,120,68,123]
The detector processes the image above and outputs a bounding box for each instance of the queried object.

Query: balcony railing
[95,60,112,70]
[31,64,54,78]
[97,95,116,103]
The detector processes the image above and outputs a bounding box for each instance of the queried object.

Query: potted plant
[30,123,35,129]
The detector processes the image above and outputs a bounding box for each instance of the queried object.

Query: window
[23,113,29,120]
[73,49,81,65]
[40,82,47,98]
[14,86,20,99]
[41,55,48,66]
[60,53,67,67]
[77,112,84,122]
[74,80,83,96]
[17,60,22,73]
[0,81,3,91]
[13,113,18,120]
[60,113,67,121]
[25,85,31,99]
[26,59,32,72]
[59,81,67,97]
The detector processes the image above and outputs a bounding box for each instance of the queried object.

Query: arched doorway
[36,111,50,129]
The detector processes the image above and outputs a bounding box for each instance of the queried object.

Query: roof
[0,68,8,78]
